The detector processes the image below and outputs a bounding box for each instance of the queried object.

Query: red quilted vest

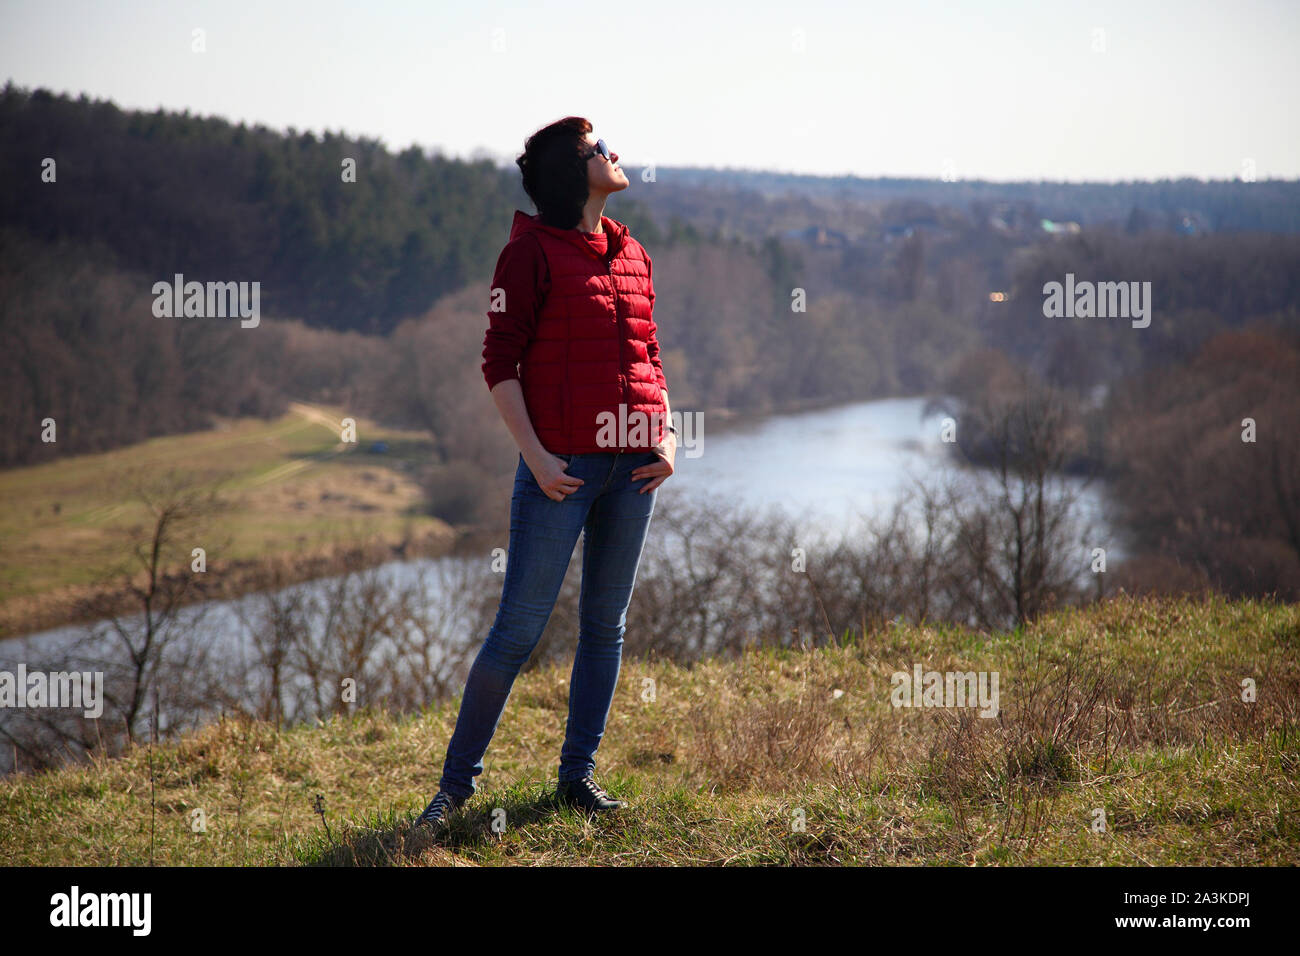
[482,209,669,454]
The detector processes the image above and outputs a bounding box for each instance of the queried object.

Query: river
[3,395,1115,661]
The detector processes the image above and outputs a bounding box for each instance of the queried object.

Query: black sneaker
[412,790,467,830]
[557,774,628,812]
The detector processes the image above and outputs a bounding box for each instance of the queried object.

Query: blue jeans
[438,450,661,800]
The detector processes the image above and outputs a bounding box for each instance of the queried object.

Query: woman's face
[582,132,628,194]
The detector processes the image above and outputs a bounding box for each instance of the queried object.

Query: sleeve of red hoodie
[645,253,668,394]
[481,234,548,391]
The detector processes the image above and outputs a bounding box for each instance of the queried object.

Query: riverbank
[0,524,460,642]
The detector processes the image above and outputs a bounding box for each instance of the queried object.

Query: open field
[0,403,455,640]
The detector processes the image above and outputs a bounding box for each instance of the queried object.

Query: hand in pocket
[528,452,583,502]
[631,447,673,494]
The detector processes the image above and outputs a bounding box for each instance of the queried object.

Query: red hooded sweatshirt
[481,209,669,454]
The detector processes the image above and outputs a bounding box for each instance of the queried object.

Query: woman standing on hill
[413,116,677,830]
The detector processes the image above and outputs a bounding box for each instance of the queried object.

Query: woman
[414,117,677,830]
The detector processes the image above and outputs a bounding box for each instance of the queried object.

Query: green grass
[0,402,452,637]
[2,593,1297,866]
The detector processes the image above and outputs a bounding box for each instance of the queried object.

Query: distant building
[1040,218,1082,235]
[1175,211,1210,235]
[781,225,850,247]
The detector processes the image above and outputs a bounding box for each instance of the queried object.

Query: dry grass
[2,593,1297,866]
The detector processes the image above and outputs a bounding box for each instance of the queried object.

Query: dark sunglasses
[581,138,613,162]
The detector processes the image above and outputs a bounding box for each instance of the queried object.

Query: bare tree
[71,469,227,742]
[936,382,1090,629]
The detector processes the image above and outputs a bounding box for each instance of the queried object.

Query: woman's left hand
[632,432,676,493]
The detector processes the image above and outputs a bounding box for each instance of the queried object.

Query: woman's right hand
[526,452,584,502]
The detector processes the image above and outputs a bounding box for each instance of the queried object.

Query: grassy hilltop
[2,593,1297,866]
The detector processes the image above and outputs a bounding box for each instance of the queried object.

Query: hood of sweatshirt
[509,208,628,261]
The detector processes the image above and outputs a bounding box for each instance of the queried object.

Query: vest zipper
[607,256,628,447]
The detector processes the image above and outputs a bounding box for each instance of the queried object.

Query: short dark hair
[516,116,592,229]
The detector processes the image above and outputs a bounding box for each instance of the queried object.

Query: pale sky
[2,0,1297,182]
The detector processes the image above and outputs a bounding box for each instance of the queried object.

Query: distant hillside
[7,82,1298,343]
[0,83,662,334]
[658,166,1300,233]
